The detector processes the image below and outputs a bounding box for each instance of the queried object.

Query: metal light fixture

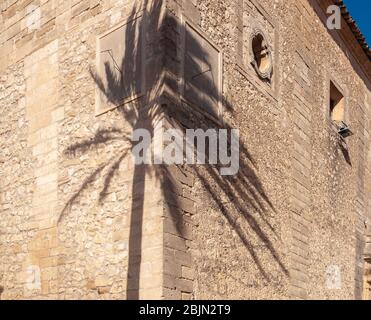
[338,121,353,138]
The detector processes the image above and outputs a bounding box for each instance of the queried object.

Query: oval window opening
[252,33,270,74]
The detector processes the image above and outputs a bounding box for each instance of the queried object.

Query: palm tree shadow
[61,0,288,299]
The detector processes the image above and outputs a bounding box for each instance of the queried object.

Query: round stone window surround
[249,28,273,80]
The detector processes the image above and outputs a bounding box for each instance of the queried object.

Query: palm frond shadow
[61,0,288,299]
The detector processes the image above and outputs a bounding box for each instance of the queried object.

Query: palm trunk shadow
[126,163,146,299]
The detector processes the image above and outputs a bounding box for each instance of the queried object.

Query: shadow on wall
[338,139,352,166]
[59,0,289,299]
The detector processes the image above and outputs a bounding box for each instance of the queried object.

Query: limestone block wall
[0,0,370,300]
[160,0,371,300]
[0,60,32,299]
[0,0,165,299]
[22,39,60,298]
[161,0,290,300]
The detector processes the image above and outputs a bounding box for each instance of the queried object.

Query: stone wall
[0,0,165,299]
[0,0,370,300]
[160,0,371,300]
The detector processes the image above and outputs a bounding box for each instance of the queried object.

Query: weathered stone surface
[0,0,370,301]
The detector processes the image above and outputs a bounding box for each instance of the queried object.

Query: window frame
[249,28,273,81]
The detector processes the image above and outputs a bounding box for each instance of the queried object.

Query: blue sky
[343,0,371,45]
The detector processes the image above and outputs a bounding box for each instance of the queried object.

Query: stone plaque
[184,22,221,119]
[96,15,144,113]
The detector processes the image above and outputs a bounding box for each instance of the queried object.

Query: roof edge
[334,0,371,61]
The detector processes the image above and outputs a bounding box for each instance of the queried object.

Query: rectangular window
[329,81,345,124]
[95,14,145,115]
